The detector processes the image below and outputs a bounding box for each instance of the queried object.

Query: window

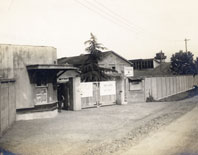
[109,64,116,70]
[35,71,48,87]
[129,80,143,91]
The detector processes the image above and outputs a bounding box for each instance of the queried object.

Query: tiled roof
[58,51,132,66]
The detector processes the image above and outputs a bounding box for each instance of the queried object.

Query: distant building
[129,51,167,70]
[154,51,167,63]
[58,51,133,77]
[58,51,133,106]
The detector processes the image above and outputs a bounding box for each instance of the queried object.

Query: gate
[81,81,116,108]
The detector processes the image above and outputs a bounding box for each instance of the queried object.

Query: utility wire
[74,0,139,34]
[93,0,144,32]
[84,0,141,33]
[74,0,182,46]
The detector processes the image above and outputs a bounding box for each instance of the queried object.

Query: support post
[72,77,81,110]
[116,76,127,105]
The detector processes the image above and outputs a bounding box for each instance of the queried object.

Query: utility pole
[184,38,190,52]
[160,50,162,72]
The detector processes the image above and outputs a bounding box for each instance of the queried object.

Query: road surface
[0,96,198,155]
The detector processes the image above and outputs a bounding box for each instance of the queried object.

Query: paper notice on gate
[80,82,93,97]
[100,81,116,96]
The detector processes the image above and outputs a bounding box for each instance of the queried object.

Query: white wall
[144,75,198,100]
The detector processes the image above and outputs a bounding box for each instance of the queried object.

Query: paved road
[0,96,198,155]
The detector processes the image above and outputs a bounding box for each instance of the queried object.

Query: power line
[74,0,140,34]
[88,0,142,32]
[93,0,144,32]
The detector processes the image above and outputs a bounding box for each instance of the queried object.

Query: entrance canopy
[27,64,78,78]
[27,64,77,71]
[26,64,78,85]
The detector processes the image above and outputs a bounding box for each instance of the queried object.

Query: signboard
[124,66,134,77]
[35,87,48,105]
[80,82,93,97]
[100,81,116,96]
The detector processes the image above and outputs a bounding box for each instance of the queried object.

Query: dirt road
[116,103,198,155]
[0,96,198,155]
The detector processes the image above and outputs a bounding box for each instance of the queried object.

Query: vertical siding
[144,75,197,101]
[0,81,16,136]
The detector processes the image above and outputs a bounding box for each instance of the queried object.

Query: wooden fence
[144,75,198,101]
[0,79,16,136]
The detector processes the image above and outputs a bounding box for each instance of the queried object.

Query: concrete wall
[0,44,57,109]
[98,52,131,74]
[144,75,198,101]
[127,79,145,103]
[0,80,16,136]
[72,77,81,110]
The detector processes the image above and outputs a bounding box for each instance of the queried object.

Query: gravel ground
[0,96,197,155]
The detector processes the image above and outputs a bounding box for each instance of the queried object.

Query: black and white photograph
[0,0,198,154]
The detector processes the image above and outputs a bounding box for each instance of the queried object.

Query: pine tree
[80,33,111,82]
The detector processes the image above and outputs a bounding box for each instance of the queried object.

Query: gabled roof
[104,51,133,66]
[58,51,133,66]
[58,54,89,66]
[134,62,173,77]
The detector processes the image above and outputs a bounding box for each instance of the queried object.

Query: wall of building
[0,80,16,137]
[127,80,145,103]
[153,60,160,68]
[0,44,57,109]
[98,53,131,74]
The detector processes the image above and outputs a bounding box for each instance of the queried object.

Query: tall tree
[80,33,110,82]
[170,50,195,75]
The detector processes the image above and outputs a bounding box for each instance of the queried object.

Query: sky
[0,0,198,61]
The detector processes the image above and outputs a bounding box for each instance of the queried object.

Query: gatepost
[72,76,82,110]
[116,76,127,105]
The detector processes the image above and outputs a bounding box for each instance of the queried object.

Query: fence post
[72,77,81,111]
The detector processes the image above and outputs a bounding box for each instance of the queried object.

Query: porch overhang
[26,64,77,71]
[26,64,78,78]
[128,77,144,82]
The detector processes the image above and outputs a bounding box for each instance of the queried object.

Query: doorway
[57,78,73,111]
